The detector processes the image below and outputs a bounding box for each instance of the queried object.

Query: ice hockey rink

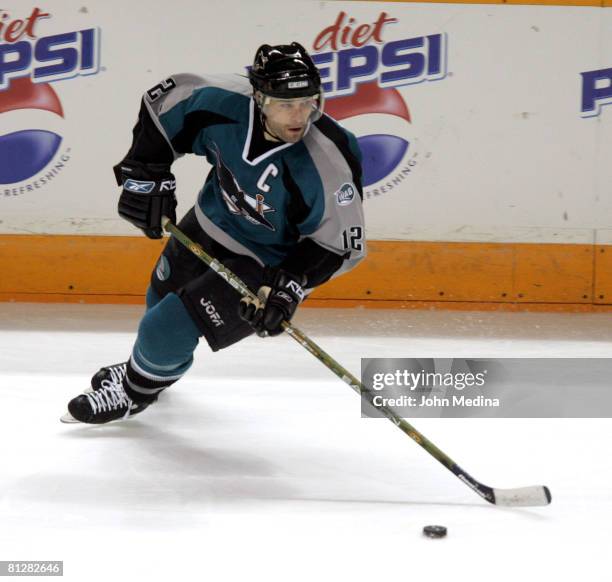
[1,302,610,582]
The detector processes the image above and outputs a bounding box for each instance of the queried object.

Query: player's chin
[284,127,305,142]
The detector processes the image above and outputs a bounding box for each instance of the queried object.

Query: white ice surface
[1,303,611,582]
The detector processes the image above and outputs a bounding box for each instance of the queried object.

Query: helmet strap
[263,118,284,142]
[254,96,283,142]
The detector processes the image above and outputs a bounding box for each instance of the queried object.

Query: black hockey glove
[239,268,306,337]
[114,160,177,239]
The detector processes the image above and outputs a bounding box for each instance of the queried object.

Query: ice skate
[60,363,150,424]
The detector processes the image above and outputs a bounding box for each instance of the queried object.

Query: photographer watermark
[361,358,612,418]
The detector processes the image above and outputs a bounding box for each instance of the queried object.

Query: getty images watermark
[361,358,612,418]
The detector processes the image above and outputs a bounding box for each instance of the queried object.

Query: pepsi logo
[0,77,63,184]
[0,8,101,194]
[325,81,410,188]
[313,11,448,195]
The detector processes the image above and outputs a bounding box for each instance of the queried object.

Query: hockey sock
[123,356,186,403]
[125,292,201,402]
[145,285,162,310]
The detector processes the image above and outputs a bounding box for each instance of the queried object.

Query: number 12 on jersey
[342,226,364,252]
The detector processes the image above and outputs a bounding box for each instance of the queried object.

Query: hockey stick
[162,217,551,507]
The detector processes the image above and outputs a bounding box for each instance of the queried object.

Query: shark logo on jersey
[213,145,276,231]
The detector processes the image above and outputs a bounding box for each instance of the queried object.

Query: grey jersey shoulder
[145,73,251,114]
[299,116,366,269]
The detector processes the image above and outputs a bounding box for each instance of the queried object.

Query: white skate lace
[86,364,133,417]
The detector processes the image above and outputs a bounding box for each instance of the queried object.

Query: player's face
[263,95,319,143]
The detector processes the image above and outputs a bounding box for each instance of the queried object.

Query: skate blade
[60,411,80,424]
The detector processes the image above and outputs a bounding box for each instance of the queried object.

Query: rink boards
[1,1,611,307]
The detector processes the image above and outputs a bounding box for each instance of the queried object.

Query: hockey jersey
[121,73,366,282]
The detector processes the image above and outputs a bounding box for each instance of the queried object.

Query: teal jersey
[132,73,366,275]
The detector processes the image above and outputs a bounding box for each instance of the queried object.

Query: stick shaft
[161,218,524,505]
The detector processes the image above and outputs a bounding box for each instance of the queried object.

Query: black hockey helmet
[249,42,322,99]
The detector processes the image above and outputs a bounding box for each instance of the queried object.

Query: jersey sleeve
[120,73,247,166]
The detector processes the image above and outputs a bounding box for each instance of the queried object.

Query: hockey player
[62,42,366,424]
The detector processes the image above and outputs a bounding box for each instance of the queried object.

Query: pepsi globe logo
[0,7,101,193]
[325,82,411,188]
[312,11,447,196]
[0,77,63,184]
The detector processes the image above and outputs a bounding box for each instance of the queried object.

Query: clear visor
[260,93,324,121]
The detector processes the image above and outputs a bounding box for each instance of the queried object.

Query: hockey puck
[423,525,447,538]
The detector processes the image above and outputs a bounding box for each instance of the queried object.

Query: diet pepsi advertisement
[311,11,447,198]
[0,6,100,194]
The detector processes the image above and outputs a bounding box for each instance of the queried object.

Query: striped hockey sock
[123,355,187,403]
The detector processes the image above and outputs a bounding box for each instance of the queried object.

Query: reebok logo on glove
[275,290,294,304]
[238,268,306,337]
[115,159,177,240]
[124,179,155,193]
[160,179,176,191]
[285,279,305,302]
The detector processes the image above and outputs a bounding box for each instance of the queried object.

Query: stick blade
[492,485,552,507]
